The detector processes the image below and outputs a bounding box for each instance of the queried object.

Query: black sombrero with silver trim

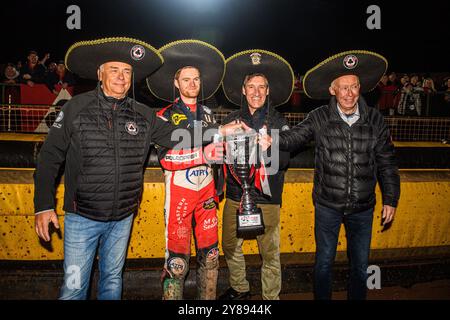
[65,37,163,81]
[222,49,294,107]
[303,50,388,99]
[146,39,225,102]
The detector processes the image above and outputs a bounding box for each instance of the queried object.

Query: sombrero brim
[146,40,225,102]
[303,50,388,99]
[65,37,163,82]
[222,50,294,107]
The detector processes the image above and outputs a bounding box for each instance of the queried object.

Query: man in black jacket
[219,50,294,300]
[20,50,46,86]
[33,37,243,300]
[260,50,400,300]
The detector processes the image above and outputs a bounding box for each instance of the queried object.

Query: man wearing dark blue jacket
[34,37,243,300]
[260,50,401,300]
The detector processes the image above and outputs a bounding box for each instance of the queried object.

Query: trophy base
[236,207,265,239]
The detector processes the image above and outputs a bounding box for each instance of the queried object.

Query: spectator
[410,74,421,87]
[39,53,50,68]
[422,77,438,116]
[2,63,20,84]
[45,60,76,94]
[387,72,400,115]
[46,62,57,75]
[16,61,22,72]
[443,78,450,116]
[423,77,437,94]
[440,77,450,92]
[376,75,390,115]
[20,50,46,86]
[388,72,399,86]
[398,82,422,116]
[400,74,409,87]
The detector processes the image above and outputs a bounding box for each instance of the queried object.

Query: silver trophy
[225,130,265,239]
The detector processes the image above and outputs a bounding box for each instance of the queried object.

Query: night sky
[2,0,448,75]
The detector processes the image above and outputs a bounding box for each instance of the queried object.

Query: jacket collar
[327,95,369,123]
[98,83,128,106]
[240,101,270,131]
[173,97,203,127]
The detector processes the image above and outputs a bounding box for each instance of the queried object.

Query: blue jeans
[313,204,373,300]
[59,213,133,300]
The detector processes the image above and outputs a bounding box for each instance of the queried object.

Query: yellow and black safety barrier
[1,167,449,261]
[0,133,449,299]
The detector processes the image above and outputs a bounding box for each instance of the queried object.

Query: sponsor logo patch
[250,52,262,65]
[168,257,186,276]
[175,198,188,224]
[165,152,200,162]
[176,225,189,239]
[343,54,358,69]
[130,45,145,61]
[125,121,138,135]
[55,111,64,122]
[207,247,219,259]
[52,111,64,128]
[203,197,216,210]
[171,113,187,125]
[186,168,209,185]
[203,217,218,231]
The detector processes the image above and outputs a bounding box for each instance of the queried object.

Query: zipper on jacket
[345,128,352,213]
[112,103,119,217]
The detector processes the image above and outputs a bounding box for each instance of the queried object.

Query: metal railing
[1,82,449,141]
[0,104,59,133]
[2,104,449,141]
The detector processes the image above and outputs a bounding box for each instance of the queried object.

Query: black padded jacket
[34,87,218,221]
[279,96,400,214]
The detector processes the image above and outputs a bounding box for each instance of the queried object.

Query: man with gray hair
[260,50,400,300]
[34,37,243,300]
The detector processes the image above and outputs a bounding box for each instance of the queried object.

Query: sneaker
[218,287,251,300]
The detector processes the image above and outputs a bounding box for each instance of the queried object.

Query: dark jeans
[313,204,374,300]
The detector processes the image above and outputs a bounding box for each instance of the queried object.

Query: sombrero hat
[222,49,294,107]
[65,37,163,81]
[303,50,388,99]
[146,39,225,102]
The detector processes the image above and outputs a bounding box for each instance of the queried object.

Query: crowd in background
[1,50,75,94]
[1,51,449,117]
[374,72,450,117]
